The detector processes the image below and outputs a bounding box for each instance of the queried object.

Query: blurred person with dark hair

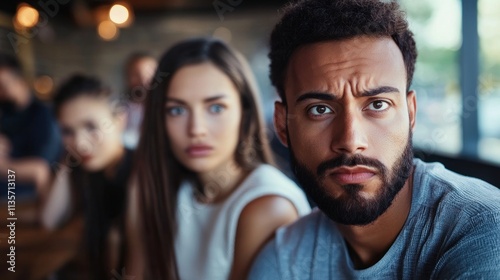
[0,53,61,200]
[41,74,132,279]
[122,52,158,148]
[126,37,310,280]
[249,0,500,279]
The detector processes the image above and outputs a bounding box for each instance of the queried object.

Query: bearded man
[249,0,500,279]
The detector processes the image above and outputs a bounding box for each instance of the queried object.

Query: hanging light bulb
[98,20,119,41]
[109,4,129,25]
[15,3,39,28]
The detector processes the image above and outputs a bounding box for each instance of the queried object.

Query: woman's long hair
[69,161,128,279]
[134,37,274,279]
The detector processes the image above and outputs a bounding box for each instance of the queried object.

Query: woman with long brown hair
[126,37,310,279]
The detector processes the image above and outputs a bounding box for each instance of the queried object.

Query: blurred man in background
[122,52,157,148]
[0,53,61,201]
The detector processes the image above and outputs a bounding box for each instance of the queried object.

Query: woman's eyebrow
[165,97,186,105]
[166,95,227,105]
[204,94,227,103]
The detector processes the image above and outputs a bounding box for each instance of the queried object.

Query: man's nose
[330,110,368,155]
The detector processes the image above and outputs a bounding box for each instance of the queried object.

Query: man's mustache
[317,154,387,178]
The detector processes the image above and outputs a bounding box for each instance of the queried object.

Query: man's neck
[336,170,414,269]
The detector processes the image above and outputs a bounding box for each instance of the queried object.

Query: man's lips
[186,145,213,157]
[328,166,377,184]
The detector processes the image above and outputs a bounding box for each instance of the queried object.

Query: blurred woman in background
[127,37,310,279]
[41,75,132,279]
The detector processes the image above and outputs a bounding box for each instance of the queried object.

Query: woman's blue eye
[209,104,225,114]
[308,105,333,116]
[167,106,186,116]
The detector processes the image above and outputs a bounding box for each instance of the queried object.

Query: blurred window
[478,0,500,164]
[400,0,463,156]
[401,0,500,166]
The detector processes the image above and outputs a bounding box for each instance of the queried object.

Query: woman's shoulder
[234,164,311,215]
[243,164,297,188]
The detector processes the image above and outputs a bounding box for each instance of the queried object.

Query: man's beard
[289,130,414,226]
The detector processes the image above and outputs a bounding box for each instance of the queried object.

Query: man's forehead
[289,36,402,67]
[284,36,407,98]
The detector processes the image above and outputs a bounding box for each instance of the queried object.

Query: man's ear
[274,101,289,147]
[407,90,417,131]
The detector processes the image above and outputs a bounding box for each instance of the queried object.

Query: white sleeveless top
[175,164,311,280]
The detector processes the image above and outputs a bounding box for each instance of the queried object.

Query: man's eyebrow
[295,86,400,104]
[296,92,336,104]
[361,86,400,97]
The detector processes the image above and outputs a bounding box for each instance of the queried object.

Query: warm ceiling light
[98,20,119,41]
[16,4,39,28]
[109,4,129,25]
[34,75,54,96]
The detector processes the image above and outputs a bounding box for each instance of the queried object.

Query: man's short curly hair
[270,0,417,102]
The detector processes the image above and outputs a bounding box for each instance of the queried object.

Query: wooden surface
[0,200,83,280]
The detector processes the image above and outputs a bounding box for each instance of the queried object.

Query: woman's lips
[186,145,213,157]
[329,166,376,184]
[80,155,93,162]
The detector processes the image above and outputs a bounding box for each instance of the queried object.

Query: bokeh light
[98,20,119,41]
[109,4,129,25]
[15,4,39,28]
[34,75,54,98]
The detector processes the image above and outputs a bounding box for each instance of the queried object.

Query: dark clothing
[0,97,62,197]
[66,148,133,280]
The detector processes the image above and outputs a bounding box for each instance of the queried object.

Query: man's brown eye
[317,106,327,113]
[308,105,333,116]
[373,101,384,109]
[367,100,389,111]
